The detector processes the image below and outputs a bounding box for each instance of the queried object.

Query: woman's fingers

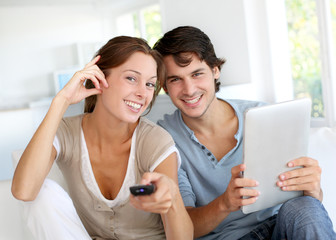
[130,172,177,214]
[82,56,108,88]
[84,55,101,68]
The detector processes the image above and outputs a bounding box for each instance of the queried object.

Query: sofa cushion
[308,127,336,228]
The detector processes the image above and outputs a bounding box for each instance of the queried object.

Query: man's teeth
[124,100,141,109]
[184,96,201,104]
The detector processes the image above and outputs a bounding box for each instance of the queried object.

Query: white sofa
[1,127,335,240]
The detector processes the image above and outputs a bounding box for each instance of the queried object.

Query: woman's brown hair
[84,36,165,114]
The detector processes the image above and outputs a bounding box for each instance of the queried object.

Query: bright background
[0,0,335,180]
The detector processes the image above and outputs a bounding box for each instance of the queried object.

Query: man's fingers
[287,157,319,168]
[279,165,321,181]
[231,164,245,178]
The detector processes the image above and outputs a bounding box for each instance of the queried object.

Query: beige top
[54,114,179,240]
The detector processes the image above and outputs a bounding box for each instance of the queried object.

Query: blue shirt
[158,98,280,240]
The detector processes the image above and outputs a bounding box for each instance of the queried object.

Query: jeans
[239,196,336,240]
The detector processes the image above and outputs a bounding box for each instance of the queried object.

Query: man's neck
[182,98,235,135]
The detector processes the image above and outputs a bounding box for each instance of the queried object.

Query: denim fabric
[239,196,336,240]
[238,215,276,240]
[272,196,336,240]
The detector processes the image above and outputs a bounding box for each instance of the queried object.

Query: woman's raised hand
[57,55,109,105]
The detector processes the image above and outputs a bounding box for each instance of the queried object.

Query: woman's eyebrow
[124,69,157,80]
[123,69,141,75]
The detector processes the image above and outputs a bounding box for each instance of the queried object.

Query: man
[154,26,336,239]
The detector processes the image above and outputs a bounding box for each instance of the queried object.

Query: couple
[12,26,335,240]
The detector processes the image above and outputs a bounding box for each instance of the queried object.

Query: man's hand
[277,157,322,201]
[220,164,260,212]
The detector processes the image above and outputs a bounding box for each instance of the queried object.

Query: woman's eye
[126,76,136,82]
[146,82,156,88]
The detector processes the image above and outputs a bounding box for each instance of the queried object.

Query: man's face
[163,53,220,119]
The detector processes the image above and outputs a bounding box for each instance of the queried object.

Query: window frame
[268,0,336,127]
[315,0,336,127]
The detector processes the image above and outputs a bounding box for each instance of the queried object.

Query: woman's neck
[82,109,138,147]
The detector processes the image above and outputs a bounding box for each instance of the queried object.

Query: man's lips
[182,95,201,104]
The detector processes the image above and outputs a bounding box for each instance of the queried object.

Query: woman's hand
[57,55,109,105]
[129,172,178,214]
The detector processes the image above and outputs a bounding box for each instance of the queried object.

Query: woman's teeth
[124,100,141,109]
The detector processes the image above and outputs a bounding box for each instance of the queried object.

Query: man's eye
[193,73,202,77]
[169,78,180,83]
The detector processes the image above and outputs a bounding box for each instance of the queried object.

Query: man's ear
[163,85,169,95]
[213,66,220,79]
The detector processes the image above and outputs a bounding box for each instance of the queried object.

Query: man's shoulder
[157,109,181,130]
[223,99,266,112]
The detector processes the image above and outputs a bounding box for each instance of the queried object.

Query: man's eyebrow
[167,74,180,80]
[191,68,206,74]
[167,68,206,80]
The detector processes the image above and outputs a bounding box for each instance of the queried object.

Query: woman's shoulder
[136,117,174,146]
[138,117,172,136]
[57,114,84,141]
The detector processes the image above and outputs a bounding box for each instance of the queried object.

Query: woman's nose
[136,83,147,98]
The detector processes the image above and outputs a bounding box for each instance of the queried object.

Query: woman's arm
[130,153,194,240]
[11,96,69,201]
[12,56,108,201]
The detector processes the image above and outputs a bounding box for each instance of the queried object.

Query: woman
[11,36,193,240]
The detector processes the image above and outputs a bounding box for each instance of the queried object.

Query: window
[116,3,165,95]
[116,4,162,47]
[285,0,336,127]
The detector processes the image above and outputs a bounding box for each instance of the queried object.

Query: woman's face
[98,51,158,123]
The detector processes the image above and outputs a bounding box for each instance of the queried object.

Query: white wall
[0,4,111,105]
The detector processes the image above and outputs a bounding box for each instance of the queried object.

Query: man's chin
[180,108,206,119]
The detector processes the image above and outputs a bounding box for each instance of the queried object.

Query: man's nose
[182,78,195,96]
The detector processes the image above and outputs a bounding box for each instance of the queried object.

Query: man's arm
[185,164,260,238]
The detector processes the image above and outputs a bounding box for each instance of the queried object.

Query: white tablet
[241,98,311,214]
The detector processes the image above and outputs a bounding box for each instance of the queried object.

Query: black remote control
[129,184,155,196]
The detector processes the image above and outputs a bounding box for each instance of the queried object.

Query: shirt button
[201,146,205,149]
[211,157,215,161]
[207,152,211,156]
